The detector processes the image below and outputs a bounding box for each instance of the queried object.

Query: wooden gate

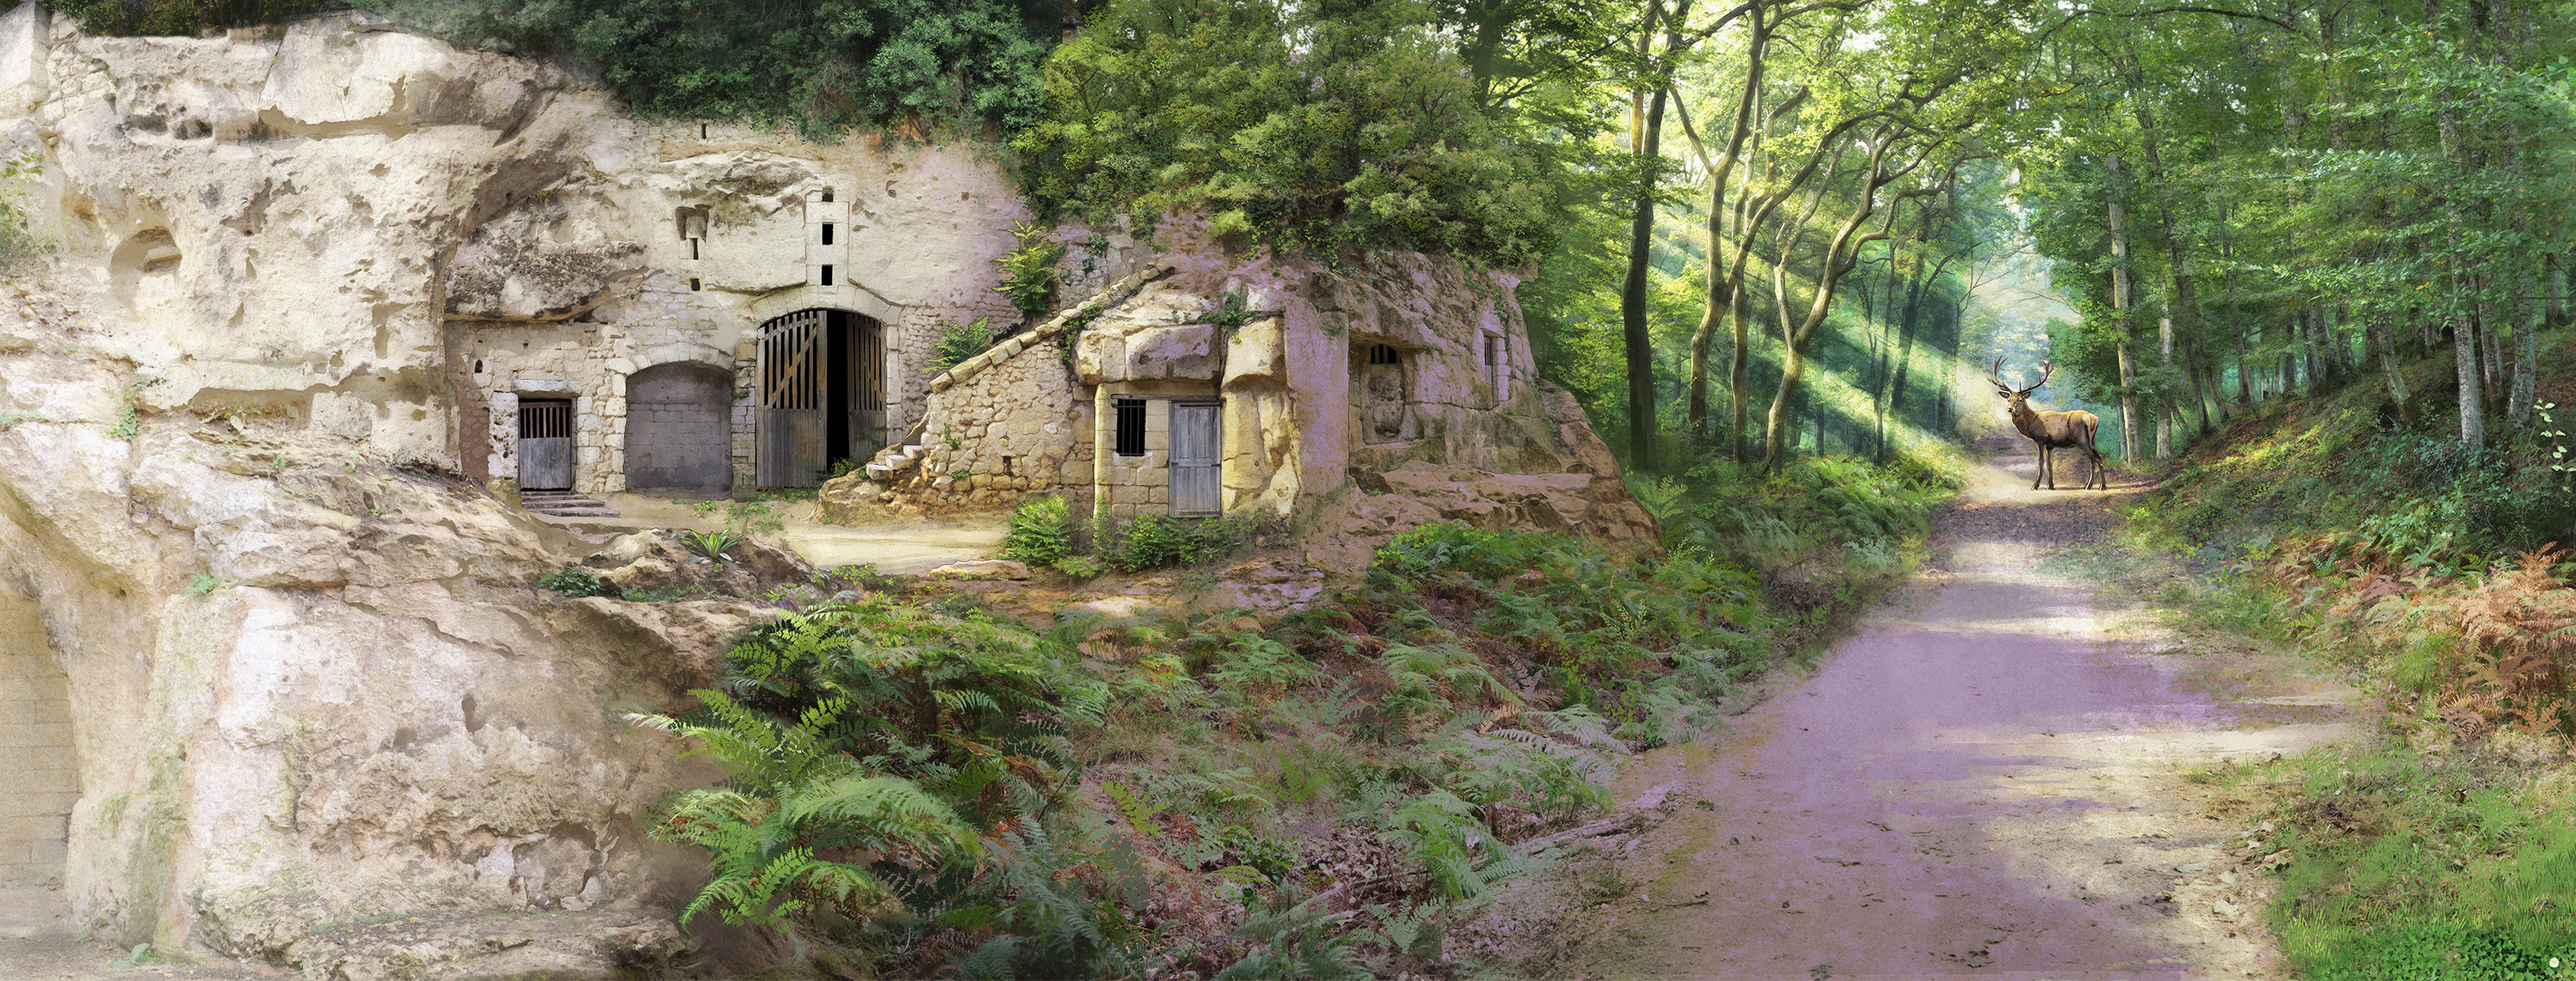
[850,315,886,461]
[1170,401,1222,516]
[757,310,825,487]
[517,399,574,490]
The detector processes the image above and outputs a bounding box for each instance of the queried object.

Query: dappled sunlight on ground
[1559,444,2357,980]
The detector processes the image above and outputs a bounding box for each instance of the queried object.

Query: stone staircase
[520,490,621,517]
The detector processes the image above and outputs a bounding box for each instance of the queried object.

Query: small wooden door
[757,310,824,487]
[1170,401,1221,516]
[517,399,574,490]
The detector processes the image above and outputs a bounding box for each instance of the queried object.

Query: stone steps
[521,491,620,518]
[863,443,927,483]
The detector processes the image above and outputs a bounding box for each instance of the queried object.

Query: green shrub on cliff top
[1012,0,1564,264]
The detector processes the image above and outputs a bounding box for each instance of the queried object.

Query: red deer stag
[1990,358,2105,490]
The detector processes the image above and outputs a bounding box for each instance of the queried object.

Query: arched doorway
[756,308,884,488]
[625,362,734,494]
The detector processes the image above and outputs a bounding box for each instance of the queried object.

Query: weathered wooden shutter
[757,310,824,487]
[1170,401,1221,516]
[516,399,574,490]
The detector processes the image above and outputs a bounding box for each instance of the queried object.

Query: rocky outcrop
[0,6,834,972]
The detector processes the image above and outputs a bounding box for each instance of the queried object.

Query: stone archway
[623,362,734,494]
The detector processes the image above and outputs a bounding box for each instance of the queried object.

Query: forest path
[1560,443,2359,980]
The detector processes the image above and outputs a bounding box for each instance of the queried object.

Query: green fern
[633,694,981,929]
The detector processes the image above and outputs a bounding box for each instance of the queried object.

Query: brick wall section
[0,593,74,888]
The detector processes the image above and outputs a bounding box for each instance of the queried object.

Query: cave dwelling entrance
[756,308,885,489]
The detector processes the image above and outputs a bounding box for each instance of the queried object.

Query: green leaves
[993,222,1068,314]
[1012,0,1566,265]
[361,0,1058,137]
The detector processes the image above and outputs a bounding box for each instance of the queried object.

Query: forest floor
[1551,441,2362,980]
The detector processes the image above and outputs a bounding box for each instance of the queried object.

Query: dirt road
[1562,448,2359,980]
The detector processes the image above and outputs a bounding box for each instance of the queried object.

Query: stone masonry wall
[890,336,1095,510]
[0,590,75,888]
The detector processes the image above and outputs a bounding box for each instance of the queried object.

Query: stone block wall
[891,336,1095,511]
[1099,393,1175,518]
[0,591,75,888]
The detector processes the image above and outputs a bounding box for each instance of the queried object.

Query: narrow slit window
[1114,398,1146,456]
[690,239,699,260]
[819,265,834,286]
[688,277,701,291]
[821,223,835,246]
[699,123,708,138]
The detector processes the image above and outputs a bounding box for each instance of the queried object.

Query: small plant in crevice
[1203,289,1259,339]
[107,377,163,442]
[931,317,998,372]
[992,220,1066,316]
[685,499,784,562]
[535,566,609,596]
[0,151,52,268]
[182,573,222,595]
[677,528,742,563]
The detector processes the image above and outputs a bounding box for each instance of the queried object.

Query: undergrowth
[635,522,1820,978]
[637,448,1955,977]
[2107,339,2576,978]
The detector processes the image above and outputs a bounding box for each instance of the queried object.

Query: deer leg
[2032,442,2044,490]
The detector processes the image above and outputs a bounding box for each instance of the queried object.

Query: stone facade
[837,226,1658,555]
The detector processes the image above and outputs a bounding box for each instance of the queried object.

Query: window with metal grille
[1114,398,1146,456]
[517,399,573,438]
[1368,344,1401,365]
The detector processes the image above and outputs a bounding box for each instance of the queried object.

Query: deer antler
[2026,359,2056,394]
[1989,357,2014,392]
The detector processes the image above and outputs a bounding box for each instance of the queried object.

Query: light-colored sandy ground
[1557,446,2360,980]
[538,492,1006,575]
[0,888,270,979]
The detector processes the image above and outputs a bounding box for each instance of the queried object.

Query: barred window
[1115,398,1146,456]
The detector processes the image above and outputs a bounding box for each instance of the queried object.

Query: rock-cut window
[1115,398,1146,456]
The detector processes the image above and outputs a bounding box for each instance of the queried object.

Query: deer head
[1989,357,2054,415]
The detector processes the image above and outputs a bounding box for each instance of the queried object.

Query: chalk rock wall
[0,4,1036,972]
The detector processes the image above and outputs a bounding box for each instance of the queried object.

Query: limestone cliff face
[0,5,860,971]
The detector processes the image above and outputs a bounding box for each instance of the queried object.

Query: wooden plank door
[1170,401,1221,516]
[757,310,824,487]
[517,399,574,490]
[850,314,886,462]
